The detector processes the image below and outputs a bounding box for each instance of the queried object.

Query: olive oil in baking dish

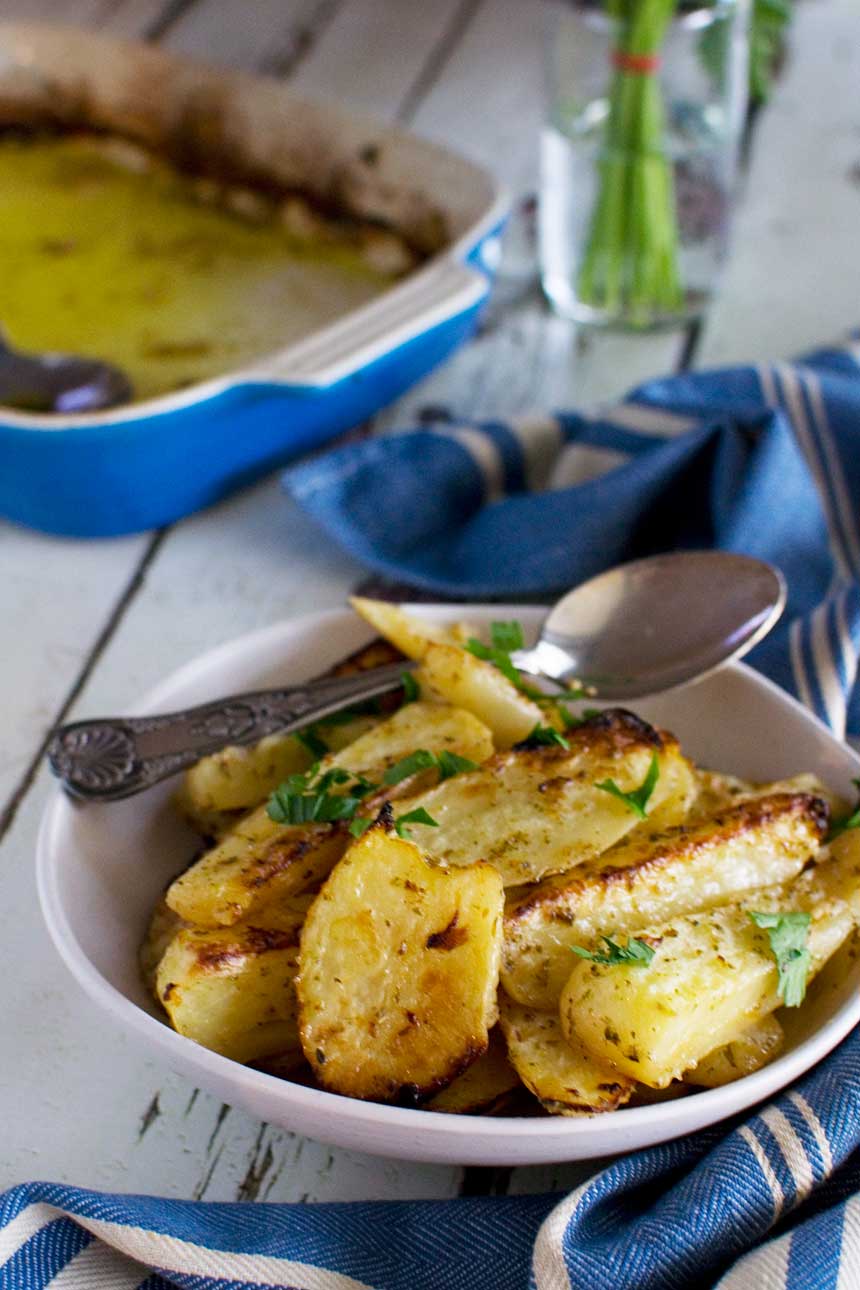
[0,133,412,403]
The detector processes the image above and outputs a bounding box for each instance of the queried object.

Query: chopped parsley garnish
[294,725,329,758]
[435,750,479,780]
[826,778,860,841]
[382,748,478,786]
[571,935,655,967]
[490,620,525,652]
[465,620,545,701]
[268,743,473,833]
[465,636,531,690]
[395,807,439,839]
[400,670,421,703]
[382,749,439,785]
[748,910,812,1007]
[266,763,377,827]
[464,619,591,706]
[540,685,589,704]
[316,705,373,727]
[596,752,660,820]
[553,703,600,729]
[518,723,570,750]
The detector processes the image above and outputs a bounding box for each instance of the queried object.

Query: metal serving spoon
[0,330,132,413]
[47,551,785,803]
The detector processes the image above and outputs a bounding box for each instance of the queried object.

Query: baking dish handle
[245,257,490,390]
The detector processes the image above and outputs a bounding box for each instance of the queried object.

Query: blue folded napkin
[285,335,860,739]
[3,1023,860,1289]
[6,334,860,1289]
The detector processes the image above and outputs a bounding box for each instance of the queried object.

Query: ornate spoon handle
[47,661,414,803]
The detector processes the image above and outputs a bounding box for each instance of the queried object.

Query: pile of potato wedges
[142,599,860,1115]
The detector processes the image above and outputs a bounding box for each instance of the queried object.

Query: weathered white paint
[699,0,860,365]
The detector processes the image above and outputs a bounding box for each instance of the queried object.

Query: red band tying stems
[610,49,661,73]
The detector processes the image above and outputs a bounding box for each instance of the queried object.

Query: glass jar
[540,0,749,329]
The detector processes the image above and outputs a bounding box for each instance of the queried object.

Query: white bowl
[36,605,860,1166]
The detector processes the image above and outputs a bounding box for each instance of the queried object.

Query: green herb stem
[576,0,683,324]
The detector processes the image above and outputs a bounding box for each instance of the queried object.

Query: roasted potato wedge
[155,895,313,1064]
[684,1016,785,1088]
[297,820,504,1102]
[395,710,693,887]
[327,635,407,677]
[498,994,634,1115]
[175,717,379,838]
[825,825,860,917]
[416,641,543,748]
[688,769,843,824]
[349,597,473,660]
[560,852,858,1087]
[686,769,754,822]
[176,734,313,838]
[140,896,188,1000]
[503,791,828,1009]
[175,632,405,837]
[426,1029,520,1114]
[166,702,493,927]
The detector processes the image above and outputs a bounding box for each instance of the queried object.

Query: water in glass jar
[540,99,735,328]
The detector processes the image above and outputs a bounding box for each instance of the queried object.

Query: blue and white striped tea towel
[3,1021,860,1289]
[286,334,860,740]
[7,334,860,1289]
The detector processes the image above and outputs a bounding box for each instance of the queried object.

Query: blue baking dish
[0,24,507,538]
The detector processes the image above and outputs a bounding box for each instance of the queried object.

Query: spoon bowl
[516,552,786,700]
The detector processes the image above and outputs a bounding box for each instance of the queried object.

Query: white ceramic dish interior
[37,606,860,1166]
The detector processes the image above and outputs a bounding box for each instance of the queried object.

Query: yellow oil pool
[0,133,406,402]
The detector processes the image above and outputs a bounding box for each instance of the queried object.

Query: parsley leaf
[827,778,860,841]
[400,671,421,704]
[348,816,373,838]
[537,686,589,706]
[267,764,378,827]
[465,637,522,687]
[465,631,546,701]
[394,807,439,838]
[571,935,655,967]
[295,726,329,758]
[382,750,439,785]
[748,910,812,1007]
[555,704,602,729]
[596,752,660,820]
[491,620,525,652]
[316,705,374,728]
[518,723,570,751]
[435,750,478,780]
[382,748,478,786]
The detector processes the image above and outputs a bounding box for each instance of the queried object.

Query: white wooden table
[1,0,857,1206]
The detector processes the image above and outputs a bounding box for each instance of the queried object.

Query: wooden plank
[0,0,113,23]
[699,0,860,365]
[0,0,180,817]
[107,0,188,39]
[0,526,150,817]
[288,0,470,120]
[405,0,546,193]
[160,0,338,73]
